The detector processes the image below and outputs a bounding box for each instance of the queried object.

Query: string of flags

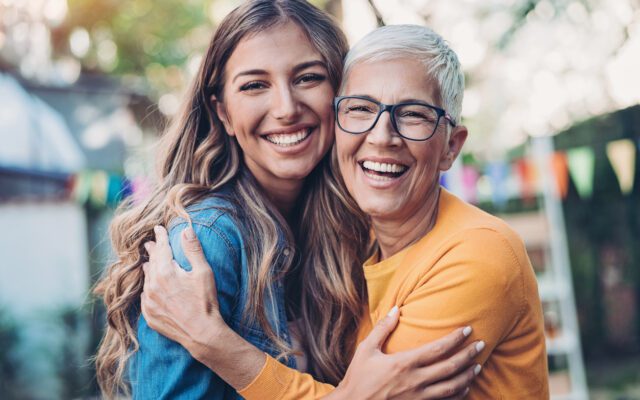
[69,172,152,208]
[441,138,638,205]
[64,138,637,209]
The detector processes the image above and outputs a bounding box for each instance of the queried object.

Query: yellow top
[239,189,549,400]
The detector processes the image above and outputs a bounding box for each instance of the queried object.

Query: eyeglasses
[334,96,456,142]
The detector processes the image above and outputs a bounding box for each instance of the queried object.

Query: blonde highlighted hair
[94,0,370,397]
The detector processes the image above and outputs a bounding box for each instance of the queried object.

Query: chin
[357,202,395,219]
[274,164,316,180]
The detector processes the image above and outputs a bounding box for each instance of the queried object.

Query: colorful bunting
[551,152,569,199]
[487,161,508,206]
[567,147,595,199]
[72,171,92,204]
[462,166,479,203]
[514,158,537,200]
[606,139,636,195]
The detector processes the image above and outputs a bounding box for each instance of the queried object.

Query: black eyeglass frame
[334,95,457,142]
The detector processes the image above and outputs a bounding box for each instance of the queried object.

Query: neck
[264,179,304,219]
[372,187,441,261]
[244,159,305,219]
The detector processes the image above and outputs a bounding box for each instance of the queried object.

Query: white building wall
[0,201,89,315]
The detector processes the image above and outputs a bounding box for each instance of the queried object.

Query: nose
[271,85,301,122]
[366,111,401,147]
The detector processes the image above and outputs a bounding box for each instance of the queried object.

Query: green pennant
[567,147,595,199]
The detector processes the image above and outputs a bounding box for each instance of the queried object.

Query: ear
[438,125,468,171]
[212,95,234,137]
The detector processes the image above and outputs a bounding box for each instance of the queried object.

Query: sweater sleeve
[384,227,528,357]
[237,355,335,400]
[383,227,547,398]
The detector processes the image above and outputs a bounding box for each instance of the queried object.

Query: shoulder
[434,190,530,276]
[407,193,538,312]
[167,194,245,268]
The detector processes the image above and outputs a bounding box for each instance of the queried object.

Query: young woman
[94,1,481,399]
[141,23,549,400]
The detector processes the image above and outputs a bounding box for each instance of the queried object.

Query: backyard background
[1,0,639,399]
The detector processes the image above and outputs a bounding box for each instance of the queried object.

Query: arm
[381,228,547,398]
[132,222,241,399]
[143,227,484,400]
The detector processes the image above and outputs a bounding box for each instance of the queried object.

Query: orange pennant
[551,152,569,198]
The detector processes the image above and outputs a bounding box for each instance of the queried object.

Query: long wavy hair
[93,0,371,397]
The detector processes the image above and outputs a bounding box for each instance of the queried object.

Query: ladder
[530,135,589,399]
[445,135,589,398]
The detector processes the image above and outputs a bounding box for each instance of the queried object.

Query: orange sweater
[239,190,549,400]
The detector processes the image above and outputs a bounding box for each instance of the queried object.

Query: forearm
[186,315,337,399]
[186,314,266,391]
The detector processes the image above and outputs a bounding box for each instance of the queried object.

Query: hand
[141,225,225,358]
[332,307,484,400]
[142,225,267,389]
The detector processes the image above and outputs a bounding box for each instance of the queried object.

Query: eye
[397,106,439,123]
[295,73,326,85]
[239,81,267,92]
[347,105,375,113]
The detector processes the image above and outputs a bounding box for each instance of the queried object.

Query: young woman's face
[216,21,335,191]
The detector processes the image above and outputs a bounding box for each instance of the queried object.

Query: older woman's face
[336,58,465,221]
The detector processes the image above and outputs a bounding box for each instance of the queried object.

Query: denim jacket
[129,192,295,399]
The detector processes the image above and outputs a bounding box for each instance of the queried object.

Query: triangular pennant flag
[551,152,569,199]
[476,174,492,203]
[72,171,92,205]
[90,170,109,208]
[514,158,536,199]
[487,161,508,207]
[567,147,595,199]
[606,139,636,195]
[106,174,124,206]
[439,172,448,189]
[462,165,479,203]
[132,176,153,205]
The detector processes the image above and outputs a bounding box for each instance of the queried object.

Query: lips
[263,127,313,147]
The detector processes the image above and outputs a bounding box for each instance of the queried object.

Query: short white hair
[341,24,464,125]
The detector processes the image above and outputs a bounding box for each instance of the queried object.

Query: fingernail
[474,364,482,375]
[143,242,150,251]
[387,305,399,317]
[463,387,470,396]
[154,225,161,235]
[462,326,472,337]
[475,341,485,352]
[185,227,196,240]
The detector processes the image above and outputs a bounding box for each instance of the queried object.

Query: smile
[264,128,312,147]
[360,160,408,181]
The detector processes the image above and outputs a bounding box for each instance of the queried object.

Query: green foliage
[0,308,27,400]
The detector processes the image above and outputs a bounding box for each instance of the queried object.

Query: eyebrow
[231,60,327,84]
[346,95,438,106]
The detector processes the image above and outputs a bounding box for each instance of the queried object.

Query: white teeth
[365,172,395,181]
[265,129,310,146]
[362,160,407,174]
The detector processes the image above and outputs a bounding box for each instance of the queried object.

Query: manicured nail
[144,242,151,251]
[475,341,485,352]
[185,227,196,240]
[154,225,161,235]
[462,326,472,337]
[387,305,399,317]
[474,364,482,375]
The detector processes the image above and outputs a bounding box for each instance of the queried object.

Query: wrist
[188,313,229,362]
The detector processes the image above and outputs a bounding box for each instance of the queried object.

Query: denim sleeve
[130,216,242,399]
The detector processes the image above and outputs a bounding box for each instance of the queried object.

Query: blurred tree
[0,307,28,400]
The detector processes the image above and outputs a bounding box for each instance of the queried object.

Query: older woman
[143,24,549,399]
